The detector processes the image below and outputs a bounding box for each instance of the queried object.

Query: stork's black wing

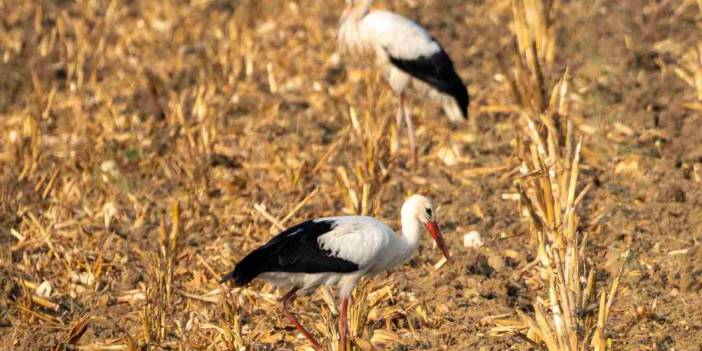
[388,46,469,118]
[221,219,360,286]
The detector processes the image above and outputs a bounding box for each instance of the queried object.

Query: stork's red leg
[402,98,418,166]
[396,93,406,129]
[339,297,350,351]
[394,93,405,156]
[279,288,323,351]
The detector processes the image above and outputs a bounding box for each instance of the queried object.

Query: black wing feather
[388,46,469,118]
[221,219,359,286]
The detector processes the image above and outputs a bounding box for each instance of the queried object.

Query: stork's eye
[425,208,432,216]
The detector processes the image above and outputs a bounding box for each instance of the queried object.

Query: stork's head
[401,194,452,262]
[341,0,373,22]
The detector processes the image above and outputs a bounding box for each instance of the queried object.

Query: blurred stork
[338,0,469,165]
[221,194,452,351]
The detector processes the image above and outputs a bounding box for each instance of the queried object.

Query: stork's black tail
[220,249,270,286]
[387,48,469,122]
[443,74,469,122]
[452,76,469,119]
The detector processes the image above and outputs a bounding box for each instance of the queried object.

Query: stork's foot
[339,297,349,351]
[279,288,325,351]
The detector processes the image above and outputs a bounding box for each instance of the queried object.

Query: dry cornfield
[1,0,702,350]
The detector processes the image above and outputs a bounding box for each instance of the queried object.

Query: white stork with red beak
[221,194,452,351]
[338,0,470,165]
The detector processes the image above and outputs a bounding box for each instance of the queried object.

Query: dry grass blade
[349,280,372,346]
[141,200,182,346]
[166,201,180,306]
[672,42,702,101]
[55,314,92,351]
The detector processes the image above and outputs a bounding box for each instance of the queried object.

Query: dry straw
[672,43,702,102]
[650,2,702,105]
[491,1,627,350]
[668,0,702,101]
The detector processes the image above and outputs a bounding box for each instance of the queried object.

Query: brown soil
[1,0,701,350]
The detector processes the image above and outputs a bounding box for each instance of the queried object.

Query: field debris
[1,0,700,350]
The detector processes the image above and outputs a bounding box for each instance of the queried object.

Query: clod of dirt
[676,247,702,293]
[657,185,687,203]
[604,248,628,277]
[467,254,494,277]
[487,255,507,273]
[0,269,12,300]
[679,271,701,293]
[503,249,526,264]
[615,155,644,177]
[477,278,507,301]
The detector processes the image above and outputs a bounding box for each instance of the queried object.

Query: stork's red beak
[426,220,452,262]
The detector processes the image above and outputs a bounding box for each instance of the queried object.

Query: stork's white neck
[398,204,422,259]
[338,1,373,58]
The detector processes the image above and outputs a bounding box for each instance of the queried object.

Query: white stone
[35,281,52,297]
[463,231,484,248]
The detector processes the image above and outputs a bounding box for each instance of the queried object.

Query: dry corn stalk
[347,95,392,181]
[670,3,702,101]
[491,70,626,350]
[348,279,373,349]
[507,0,558,114]
[512,0,557,68]
[673,42,702,101]
[142,201,181,346]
